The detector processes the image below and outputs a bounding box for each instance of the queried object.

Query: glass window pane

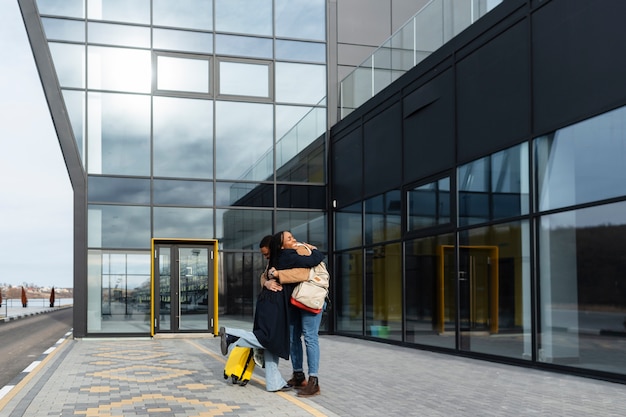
[276,107,326,176]
[153,96,213,178]
[153,28,212,54]
[535,105,626,211]
[336,202,362,250]
[88,176,150,204]
[49,43,85,88]
[153,0,213,30]
[157,55,210,93]
[91,250,151,333]
[365,190,401,245]
[215,34,272,59]
[275,211,326,251]
[220,251,265,318]
[215,0,271,36]
[216,209,273,250]
[275,62,326,104]
[276,134,326,183]
[215,101,273,181]
[42,17,85,42]
[87,0,149,24]
[153,207,212,239]
[538,201,626,374]
[88,92,150,175]
[88,46,151,93]
[88,205,150,248]
[275,40,326,63]
[88,22,150,48]
[154,180,213,206]
[459,221,531,359]
[62,90,85,164]
[408,177,450,231]
[276,185,325,209]
[335,249,363,334]
[275,0,325,41]
[366,242,402,341]
[37,0,84,18]
[215,182,272,207]
[276,105,314,140]
[458,143,529,226]
[405,234,456,349]
[219,61,269,97]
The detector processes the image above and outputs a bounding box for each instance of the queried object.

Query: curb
[0,305,72,324]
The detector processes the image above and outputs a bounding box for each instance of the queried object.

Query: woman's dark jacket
[253,287,291,359]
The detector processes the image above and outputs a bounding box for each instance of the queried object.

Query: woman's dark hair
[268,231,286,268]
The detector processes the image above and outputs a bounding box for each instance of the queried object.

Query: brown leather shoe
[297,376,320,397]
[287,371,307,388]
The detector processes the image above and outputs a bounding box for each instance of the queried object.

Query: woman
[268,231,326,397]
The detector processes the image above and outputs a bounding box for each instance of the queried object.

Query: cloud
[0,2,73,288]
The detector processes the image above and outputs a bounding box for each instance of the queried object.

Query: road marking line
[0,330,72,410]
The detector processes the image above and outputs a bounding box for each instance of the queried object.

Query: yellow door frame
[437,245,499,334]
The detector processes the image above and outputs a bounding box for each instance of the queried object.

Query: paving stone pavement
[1,332,626,416]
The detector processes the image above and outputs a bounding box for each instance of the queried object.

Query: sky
[0,1,73,289]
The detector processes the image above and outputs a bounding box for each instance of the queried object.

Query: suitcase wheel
[239,379,249,386]
[231,375,239,384]
[223,372,228,380]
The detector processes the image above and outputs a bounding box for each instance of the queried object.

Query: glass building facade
[329,0,626,383]
[28,0,330,335]
[21,0,626,384]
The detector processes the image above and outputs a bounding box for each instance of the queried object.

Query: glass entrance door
[437,245,499,335]
[154,242,215,333]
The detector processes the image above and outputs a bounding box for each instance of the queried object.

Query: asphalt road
[0,308,73,388]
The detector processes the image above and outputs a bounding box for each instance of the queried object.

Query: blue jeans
[289,304,324,377]
[225,327,287,392]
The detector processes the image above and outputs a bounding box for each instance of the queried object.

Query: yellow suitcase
[223,346,255,386]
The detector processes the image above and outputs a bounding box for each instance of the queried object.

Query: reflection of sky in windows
[88,176,150,204]
[215,0,272,36]
[219,61,269,97]
[49,43,84,88]
[157,56,209,93]
[154,29,212,54]
[153,96,213,179]
[37,0,84,18]
[537,106,626,211]
[275,40,326,63]
[89,205,151,248]
[88,46,151,93]
[87,0,150,24]
[275,0,326,41]
[153,207,213,239]
[42,18,84,42]
[276,62,326,104]
[153,180,213,206]
[88,22,149,47]
[87,92,150,176]
[215,101,273,181]
[153,0,212,30]
[542,201,626,230]
[216,34,272,59]
[62,90,85,163]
